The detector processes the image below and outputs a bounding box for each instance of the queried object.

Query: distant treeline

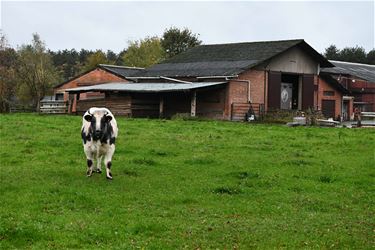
[0,27,201,112]
[323,45,375,65]
[0,27,374,113]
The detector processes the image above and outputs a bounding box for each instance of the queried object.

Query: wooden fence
[9,104,35,113]
[231,102,264,121]
[39,100,68,114]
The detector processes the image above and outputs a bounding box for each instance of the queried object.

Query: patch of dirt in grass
[319,175,335,183]
[149,149,176,157]
[184,157,215,165]
[131,158,157,166]
[229,171,260,180]
[122,170,139,177]
[284,159,312,167]
[212,186,243,195]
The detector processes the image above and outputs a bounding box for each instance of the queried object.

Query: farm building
[321,61,375,116]
[64,39,351,121]
[53,64,143,112]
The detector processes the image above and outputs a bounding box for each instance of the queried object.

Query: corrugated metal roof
[66,82,227,93]
[321,60,375,83]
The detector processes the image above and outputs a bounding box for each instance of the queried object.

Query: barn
[65,39,349,121]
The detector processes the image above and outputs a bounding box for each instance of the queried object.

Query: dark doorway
[322,100,335,119]
[281,74,299,110]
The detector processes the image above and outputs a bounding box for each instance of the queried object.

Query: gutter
[197,75,238,80]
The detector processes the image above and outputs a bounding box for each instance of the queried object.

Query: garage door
[322,100,335,119]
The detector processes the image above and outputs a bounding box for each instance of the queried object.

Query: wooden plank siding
[75,88,228,119]
[302,74,315,110]
[267,71,281,109]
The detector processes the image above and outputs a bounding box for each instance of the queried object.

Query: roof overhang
[65,82,227,93]
[319,73,349,94]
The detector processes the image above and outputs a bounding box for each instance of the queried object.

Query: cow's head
[84,111,112,140]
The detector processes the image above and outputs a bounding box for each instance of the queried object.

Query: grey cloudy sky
[1,1,374,53]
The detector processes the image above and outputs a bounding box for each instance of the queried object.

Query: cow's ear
[105,115,112,122]
[84,114,92,122]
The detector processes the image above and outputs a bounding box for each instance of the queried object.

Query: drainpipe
[317,76,319,111]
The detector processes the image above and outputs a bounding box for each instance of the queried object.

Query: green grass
[0,113,374,249]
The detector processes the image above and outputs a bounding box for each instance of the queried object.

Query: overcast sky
[1,1,374,53]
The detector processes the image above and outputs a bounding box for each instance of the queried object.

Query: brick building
[321,61,375,116]
[53,64,143,112]
[65,39,350,121]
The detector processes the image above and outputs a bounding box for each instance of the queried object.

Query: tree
[324,45,340,61]
[122,37,164,68]
[82,50,108,72]
[323,44,374,65]
[161,27,202,58]
[115,49,127,65]
[0,31,18,112]
[106,50,117,64]
[16,33,61,111]
[339,46,367,64]
[49,48,81,81]
[366,49,375,65]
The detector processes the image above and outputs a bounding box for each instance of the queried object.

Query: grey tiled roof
[134,39,332,77]
[321,61,375,83]
[98,64,144,78]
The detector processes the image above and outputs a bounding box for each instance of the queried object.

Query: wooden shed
[66,81,227,119]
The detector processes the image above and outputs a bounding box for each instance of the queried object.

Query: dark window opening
[55,93,64,100]
[323,91,335,96]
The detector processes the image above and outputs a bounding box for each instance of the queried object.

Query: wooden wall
[196,87,226,119]
[76,87,228,119]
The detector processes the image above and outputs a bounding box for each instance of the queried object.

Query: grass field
[0,113,374,249]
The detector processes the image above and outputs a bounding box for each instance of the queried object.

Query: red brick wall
[224,69,265,119]
[54,68,128,112]
[317,76,343,119]
[238,70,265,104]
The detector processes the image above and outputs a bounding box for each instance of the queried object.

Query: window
[55,93,64,100]
[323,91,335,96]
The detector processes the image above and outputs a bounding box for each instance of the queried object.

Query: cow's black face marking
[81,128,91,144]
[88,115,113,142]
[84,114,92,122]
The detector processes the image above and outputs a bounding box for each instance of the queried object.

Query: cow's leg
[84,145,94,177]
[95,155,103,173]
[104,145,115,180]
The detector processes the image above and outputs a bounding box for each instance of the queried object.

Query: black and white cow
[81,107,118,180]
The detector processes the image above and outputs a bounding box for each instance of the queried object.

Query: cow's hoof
[96,169,102,174]
[106,172,113,180]
[87,173,92,177]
